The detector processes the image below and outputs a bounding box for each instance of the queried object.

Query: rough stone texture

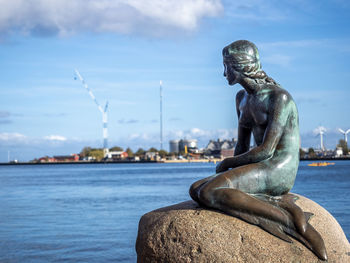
[136,194,350,263]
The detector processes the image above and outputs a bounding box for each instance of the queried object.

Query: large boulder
[136,195,350,263]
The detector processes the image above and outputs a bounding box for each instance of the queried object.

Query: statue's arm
[234,125,251,156]
[234,90,251,156]
[216,92,291,173]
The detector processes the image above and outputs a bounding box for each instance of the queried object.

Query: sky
[0,0,350,162]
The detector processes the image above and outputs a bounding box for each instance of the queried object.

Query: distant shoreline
[0,160,157,166]
[1,157,350,166]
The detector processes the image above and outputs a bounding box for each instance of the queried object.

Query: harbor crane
[74,69,109,157]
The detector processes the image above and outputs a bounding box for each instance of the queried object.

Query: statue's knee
[189,180,200,193]
[189,183,198,201]
[189,181,197,193]
[198,186,214,206]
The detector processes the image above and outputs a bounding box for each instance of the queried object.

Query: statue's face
[223,61,241,86]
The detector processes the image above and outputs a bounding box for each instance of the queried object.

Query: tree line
[299,139,349,158]
[80,146,170,161]
[81,139,349,161]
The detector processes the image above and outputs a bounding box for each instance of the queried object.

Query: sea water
[0,161,349,262]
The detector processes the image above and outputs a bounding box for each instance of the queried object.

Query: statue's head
[223,40,264,80]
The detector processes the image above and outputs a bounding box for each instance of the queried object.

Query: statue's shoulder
[271,86,294,102]
[236,89,246,102]
[270,87,298,115]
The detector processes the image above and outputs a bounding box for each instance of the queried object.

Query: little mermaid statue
[189,40,327,260]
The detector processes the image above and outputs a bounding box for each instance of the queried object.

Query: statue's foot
[251,193,327,261]
[280,194,308,234]
[302,223,328,261]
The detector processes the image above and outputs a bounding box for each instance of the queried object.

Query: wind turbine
[75,69,109,157]
[338,128,350,143]
[315,126,326,151]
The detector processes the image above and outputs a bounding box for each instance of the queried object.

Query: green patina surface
[189,40,327,260]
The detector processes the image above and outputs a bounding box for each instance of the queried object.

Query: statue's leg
[200,187,291,225]
[189,174,217,203]
[194,164,327,260]
[197,164,292,226]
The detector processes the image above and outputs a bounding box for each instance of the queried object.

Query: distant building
[145,151,160,161]
[179,139,198,153]
[37,154,80,163]
[312,149,336,158]
[335,147,343,157]
[205,138,237,158]
[130,156,140,161]
[38,156,56,163]
[221,149,235,159]
[169,140,180,153]
[82,156,95,161]
[53,154,80,162]
[106,151,128,160]
[169,139,198,154]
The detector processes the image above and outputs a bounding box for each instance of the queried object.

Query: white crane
[75,69,109,157]
[338,128,350,143]
[315,126,326,151]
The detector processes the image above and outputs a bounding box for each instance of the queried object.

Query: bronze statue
[189,40,327,260]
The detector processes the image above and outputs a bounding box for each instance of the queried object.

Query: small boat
[307,162,335,167]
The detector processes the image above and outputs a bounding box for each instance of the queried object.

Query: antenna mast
[160,80,163,150]
[75,69,109,157]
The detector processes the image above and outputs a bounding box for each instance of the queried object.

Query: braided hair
[223,40,277,84]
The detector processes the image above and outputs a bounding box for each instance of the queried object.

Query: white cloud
[224,0,350,23]
[259,40,328,50]
[263,54,292,67]
[178,127,236,141]
[223,0,286,21]
[313,126,327,135]
[257,39,350,68]
[44,135,67,141]
[0,132,93,161]
[121,128,237,150]
[0,132,27,141]
[0,128,345,162]
[0,0,223,37]
[0,132,74,143]
[0,111,10,118]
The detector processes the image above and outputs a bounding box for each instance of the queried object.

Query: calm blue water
[0,161,349,262]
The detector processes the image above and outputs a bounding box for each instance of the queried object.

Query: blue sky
[0,0,350,162]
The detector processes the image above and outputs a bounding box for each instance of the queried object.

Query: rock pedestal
[136,195,350,263]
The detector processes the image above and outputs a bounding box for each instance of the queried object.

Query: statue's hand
[216,159,229,173]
